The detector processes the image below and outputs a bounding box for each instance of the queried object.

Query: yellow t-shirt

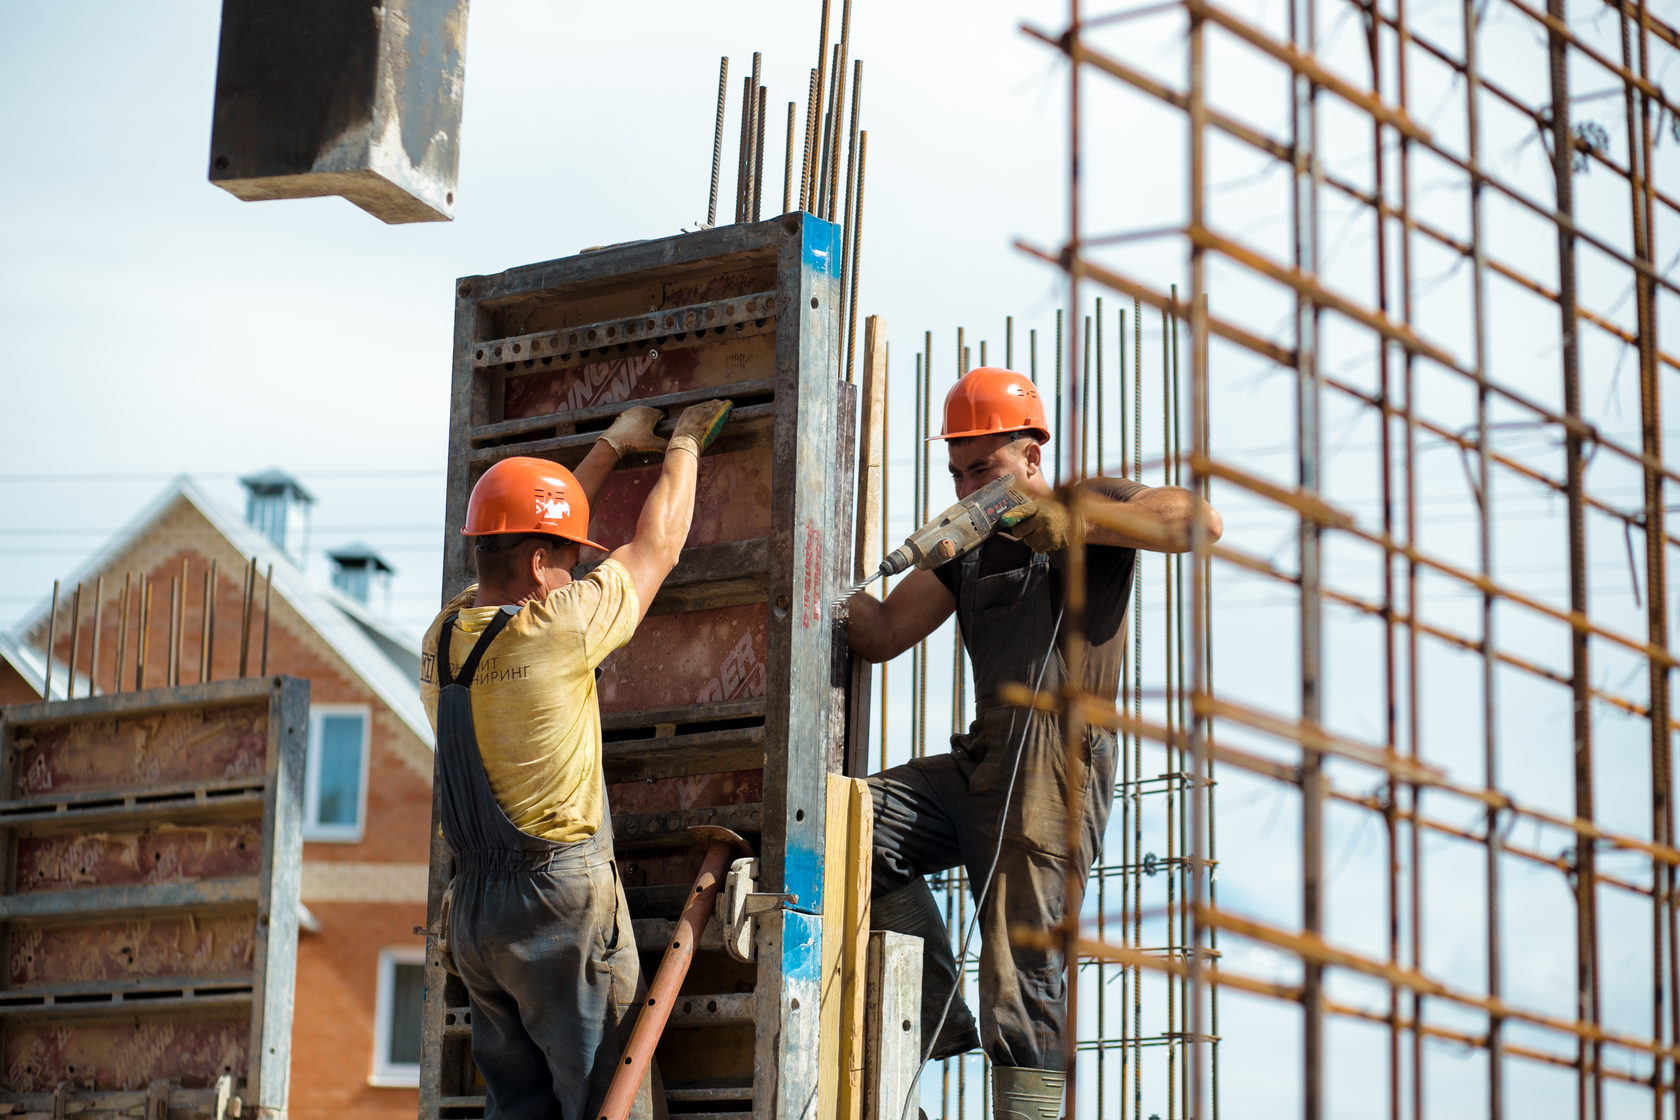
[419,559,640,844]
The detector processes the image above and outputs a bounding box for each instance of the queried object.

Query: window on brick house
[372,947,425,1087]
[304,705,369,842]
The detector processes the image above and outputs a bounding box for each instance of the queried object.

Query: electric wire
[896,605,1067,1120]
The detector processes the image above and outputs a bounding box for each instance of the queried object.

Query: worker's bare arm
[577,405,666,506]
[1080,479,1222,553]
[845,568,955,662]
[608,450,696,623]
[570,439,623,508]
[607,400,731,624]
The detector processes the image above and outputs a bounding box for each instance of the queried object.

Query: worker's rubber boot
[991,1066,1066,1120]
[872,879,981,1059]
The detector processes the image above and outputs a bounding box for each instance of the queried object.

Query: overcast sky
[3,3,1678,1118]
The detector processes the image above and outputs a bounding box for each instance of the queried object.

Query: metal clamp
[720,858,796,963]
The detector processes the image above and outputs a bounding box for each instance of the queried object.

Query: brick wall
[0,661,38,706]
[23,494,437,1118]
[291,903,426,1120]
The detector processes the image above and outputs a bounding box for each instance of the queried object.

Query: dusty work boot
[991,1065,1066,1120]
[872,880,981,1060]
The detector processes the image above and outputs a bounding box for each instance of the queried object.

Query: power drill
[854,473,1032,593]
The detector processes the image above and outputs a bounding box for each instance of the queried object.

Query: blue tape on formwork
[800,213,840,277]
[785,838,823,912]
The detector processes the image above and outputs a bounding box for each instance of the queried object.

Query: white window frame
[303,704,371,843]
[370,946,425,1087]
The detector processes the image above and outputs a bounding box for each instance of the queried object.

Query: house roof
[238,468,315,503]
[9,476,432,747]
[326,542,396,574]
[0,630,88,702]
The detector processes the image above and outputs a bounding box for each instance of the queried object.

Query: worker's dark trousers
[868,547,1118,1070]
[869,720,1116,1070]
[434,607,652,1120]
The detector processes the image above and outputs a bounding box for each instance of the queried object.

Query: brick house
[2,474,435,1120]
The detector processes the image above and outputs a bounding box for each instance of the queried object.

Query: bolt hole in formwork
[809,297,819,308]
[795,809,805,822]
[446,191,453,204]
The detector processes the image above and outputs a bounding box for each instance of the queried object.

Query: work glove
[998,497,1071,553]
[596,405,666,458]
[668,399,733,458]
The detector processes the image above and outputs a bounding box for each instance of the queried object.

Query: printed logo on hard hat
[535,488,572,522]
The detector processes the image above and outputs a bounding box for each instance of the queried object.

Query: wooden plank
[838,776,873,1120]
[863,932,923,1120]
[854,315,887,582]
[818,778,847,1120]
[819,775,872,1120]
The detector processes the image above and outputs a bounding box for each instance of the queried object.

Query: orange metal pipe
[597,830,745,1120]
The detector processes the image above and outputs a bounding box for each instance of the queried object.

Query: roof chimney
[328,542,395,610]
[239,469,313,563]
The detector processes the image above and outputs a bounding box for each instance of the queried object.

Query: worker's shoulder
[1080,475,1150,503]
[531,558,636,621]
[421,585,479,641]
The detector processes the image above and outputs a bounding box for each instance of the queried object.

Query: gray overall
[868,545,1125,1070]
[435,606,644,1120]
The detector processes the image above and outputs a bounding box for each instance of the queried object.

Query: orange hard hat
[461,456,607,551]
[932,367,1051,443]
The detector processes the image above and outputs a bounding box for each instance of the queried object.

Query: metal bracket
[721,858,798,963]
[214,1073,243,1118]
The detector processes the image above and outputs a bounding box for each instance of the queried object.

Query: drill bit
[832,570,880,610]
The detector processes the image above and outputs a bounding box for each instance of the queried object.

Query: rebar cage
[1030,0,1674,1115]
[867,0,1676,1117]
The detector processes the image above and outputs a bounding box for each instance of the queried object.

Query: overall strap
[436,604,520,688]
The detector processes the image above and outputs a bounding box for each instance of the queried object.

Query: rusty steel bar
[826,0,852,223]
[240,556,257,678]
[807,0,831,212]
[66,583,82,701]
[1459,0,1506,1110]
[783,100,796,216]
[88,577,104,698]
[800,67,819,214]
[708,56,728,227]
[735,74,752,224]
[38,579,53,696]
[200,562,214,684]
[260,563,274,677]
[114,574,130,695]
[751,67,766,222]
[598,832,744,1120]
[168,575,181,688]
[135,577,151,691]
[845,129,867,388]
[839,59,861,380]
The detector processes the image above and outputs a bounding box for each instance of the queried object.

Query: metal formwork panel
[425,215,847,1120]
[0,677,307,1119]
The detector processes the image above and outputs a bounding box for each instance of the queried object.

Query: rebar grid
[1008,0,1678,1116]
[869,304,1206,1120]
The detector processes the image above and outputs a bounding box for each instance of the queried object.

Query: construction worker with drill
[845,366,1222,1120]
[420,398,732,1120]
